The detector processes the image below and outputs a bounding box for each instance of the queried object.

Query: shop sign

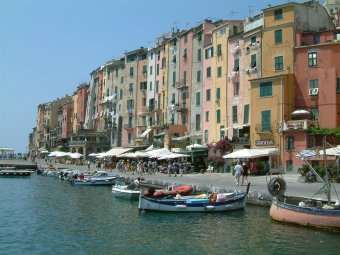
[286,120,305,130]
[255,140,274,146]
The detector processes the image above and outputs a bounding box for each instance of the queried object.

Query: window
[120,89,123,99]
[206,67,211,78]
[197,49,201,61]
[182,114,186,125]
[233,26,237,35]
[183,71,187,85]
[308,52,317,67]
[183,48,187,59]
[149,66,153,75]
[115,69,118,77]
[260,81,273,97]
[156,64,159,75]
[220,126,225,140]
[274,9,282,20]
[244,104,249,124]
[206,89,211,101]
[142,65,147,75]
[171,93,175,104]
[197,70,201,82]
[234,82,239,96]
[313,35,320,44]
[204,130,209,143]
[129,67,134,76]
[233,59,239,71]
[205,47,214,59]
[217,44,222,56]
[129,83,133,95]
[311,107,319,120]
[149,81,153,91]
[128,133,131,144]
[261,110,271,132]
[121,76,124,84]
[275,29,282,44]
[196,92,201,106]
[172,71,176,86]
[250,54,256,68]
[251,36,256,45]
[216,88,220,100]
[286,136,295,150]
[232,105,238,123]
[217,66,222,77]
[156,81,159,93]
[205,111,209,121]
[140,82,147,91]
[309,79,318,89]
[184,34,187,43]
[275,56,283,70]
[337,78,340,94]
[195,114,201,131]
[216,109,221,123]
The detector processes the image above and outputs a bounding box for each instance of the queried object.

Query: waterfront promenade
[2,158,340,205]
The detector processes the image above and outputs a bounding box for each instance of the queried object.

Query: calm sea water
[0,175,339,255]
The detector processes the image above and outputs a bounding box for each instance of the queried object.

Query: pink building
[76,83,89,131]
[178,29,193,130]
[282,29,340,169]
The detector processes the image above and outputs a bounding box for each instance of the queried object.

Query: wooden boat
[112,181,140,200]
[139,183,250,212]
[143,185,193,198]
[267,141,340,230]
[269,194,340,230]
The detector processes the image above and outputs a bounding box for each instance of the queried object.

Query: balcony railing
[176,80,188,90]
[175,102,187,112]
[123,123,134,129]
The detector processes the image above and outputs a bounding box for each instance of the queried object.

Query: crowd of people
[114,158,192,176]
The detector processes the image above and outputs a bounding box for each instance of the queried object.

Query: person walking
[241,162,249,186]
[234,161,243,186]
[87,160,91,171]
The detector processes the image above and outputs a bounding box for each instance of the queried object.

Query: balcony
[175,102,187,113]
[123,123,134,129]
[255,122,280,134]
[127,108,134,115]
[282,119,319,132]
[137,106,149,116]
[176,80,188,90]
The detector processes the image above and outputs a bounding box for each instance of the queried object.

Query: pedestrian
[234,161,243,186]
[241,162,249,186]
[179,161,184,176]
[168,162,172,176]
[87,160,91,171]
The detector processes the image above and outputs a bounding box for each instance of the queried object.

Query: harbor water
[0,174,339,255]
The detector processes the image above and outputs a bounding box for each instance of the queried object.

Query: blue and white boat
[71,171,119,186]
[139,184,250,212]
[112,181,140,200]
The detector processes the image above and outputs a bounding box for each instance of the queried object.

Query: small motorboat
[112,181,140,200]
[139,183,250,212]
[71,171,119,186]
[143,185,193,198]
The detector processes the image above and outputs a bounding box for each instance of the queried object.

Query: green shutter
[206,89,211,101]
[244,104,249,124]
[217,67,222,77]
[260,81,273,97]
[275,30,282,44]
[232,105,238,123]
[216,110,221,123]
[216,88,220,100]
[261,110,271,131]
[196,92,200,106]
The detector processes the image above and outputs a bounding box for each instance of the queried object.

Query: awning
[223,148,278,159]
[172,135,191,141]
[104,147,133,157]
[140,128,152,138]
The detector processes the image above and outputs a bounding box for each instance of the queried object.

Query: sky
[0,0,293,153]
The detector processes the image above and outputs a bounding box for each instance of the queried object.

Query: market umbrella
[69,152,83,159]
[291,109,310,116]
[158,153,190,160]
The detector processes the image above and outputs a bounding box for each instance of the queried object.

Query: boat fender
[267,177,286,197]
[298,202,305,207]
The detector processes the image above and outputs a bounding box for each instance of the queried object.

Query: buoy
[267,177,286,197]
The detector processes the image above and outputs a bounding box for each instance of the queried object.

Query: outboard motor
[144,187,156,197]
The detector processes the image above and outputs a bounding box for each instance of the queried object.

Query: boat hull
[270,198,340,230]
[139,193,247,212]
[72,177,118,186]
[112,186,140,200]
